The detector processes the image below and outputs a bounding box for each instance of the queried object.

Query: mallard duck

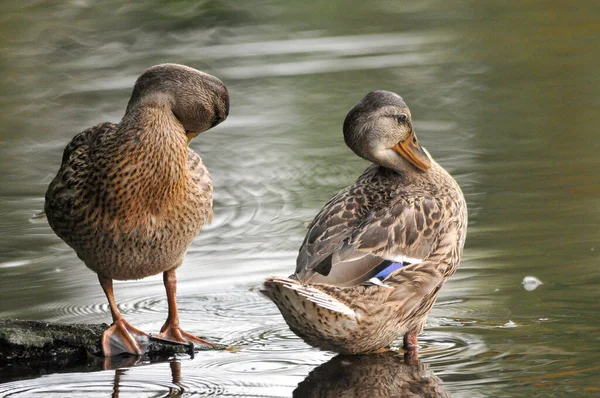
[45,64,229,356]
[262,90,467,354]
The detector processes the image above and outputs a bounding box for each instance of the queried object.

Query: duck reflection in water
[294,351,450,398]
[110,361,183,398]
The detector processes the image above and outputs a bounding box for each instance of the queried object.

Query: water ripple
[0,362,223,398]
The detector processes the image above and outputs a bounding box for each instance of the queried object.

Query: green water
[1,1,599,396]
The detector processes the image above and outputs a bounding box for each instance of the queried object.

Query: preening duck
[262,90,467,354]
[45,64,229,356]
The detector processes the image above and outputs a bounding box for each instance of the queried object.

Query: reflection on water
[294,352,450,398]
[108,361,184,398]
[1,351,454,397]
[1,0,600,397]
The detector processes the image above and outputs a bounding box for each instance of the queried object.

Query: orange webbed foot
[102,318,149,356]
[150,322,214,348]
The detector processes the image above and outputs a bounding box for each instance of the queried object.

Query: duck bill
[391,134,432,171]
[186,131,200,145]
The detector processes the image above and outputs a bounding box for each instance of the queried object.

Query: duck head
[125,63,230,143]
[343,90,431,173]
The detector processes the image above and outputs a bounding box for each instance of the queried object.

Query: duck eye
[397,114,408,123]
[211,115,222,128]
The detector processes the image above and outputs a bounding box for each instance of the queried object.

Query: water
[1,0,599,396]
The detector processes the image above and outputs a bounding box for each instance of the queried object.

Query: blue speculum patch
[374,262,406,279]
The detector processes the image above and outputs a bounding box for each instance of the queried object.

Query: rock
[0,319,222,381]
[0,319,105,360]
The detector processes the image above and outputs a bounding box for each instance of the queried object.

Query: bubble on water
[522,276,543,291]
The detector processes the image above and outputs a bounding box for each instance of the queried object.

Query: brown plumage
[45,64,229,356]
[262,90,467,355]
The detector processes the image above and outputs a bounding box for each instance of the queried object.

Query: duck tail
[261,277,356,323]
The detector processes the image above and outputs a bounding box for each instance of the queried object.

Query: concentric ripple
[0,357,305,397]
[38,300,110,324]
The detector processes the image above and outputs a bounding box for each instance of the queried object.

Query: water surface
[1,1,599,396]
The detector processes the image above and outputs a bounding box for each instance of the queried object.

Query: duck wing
[338,196,443,265]
[294,171,388,286]
[186,148,213,223]
[45,122,116,244]
[295,168,443,287]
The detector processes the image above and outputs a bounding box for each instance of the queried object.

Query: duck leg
[403,333,419,351]
[152,268,214,347]
[98,274,149,356]
[403,333,421,364]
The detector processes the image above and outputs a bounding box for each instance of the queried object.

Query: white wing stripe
[386,254,422,264]
[280,280,356,317]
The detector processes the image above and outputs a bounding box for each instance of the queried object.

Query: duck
[262,90,467,354]
[45,63,230,356]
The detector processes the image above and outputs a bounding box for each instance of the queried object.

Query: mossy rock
[0,319,223,381]
[0,319,106,361]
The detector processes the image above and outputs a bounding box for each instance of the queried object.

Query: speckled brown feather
[263,260,444,354]
[263,90,467,354]
[45,64,228,281]
[296,160,466,286]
